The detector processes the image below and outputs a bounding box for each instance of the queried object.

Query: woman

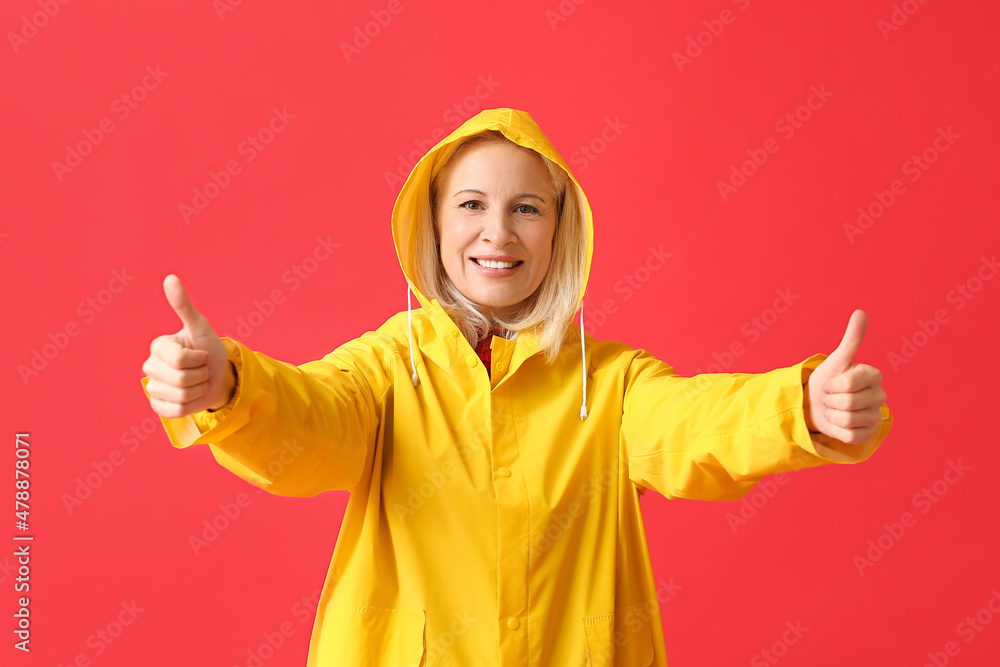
[141,108,892,666]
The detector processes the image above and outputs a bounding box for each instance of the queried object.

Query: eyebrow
[452,188,547,203]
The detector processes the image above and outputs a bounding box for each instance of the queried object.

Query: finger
[163,274,205,332]
[145,377,209,406]
[822,385,888,411]
[824,364,882,394]
[823,404,883,429]
[823,309,868,377]
[149,395,191,420]
[814,421,878,446]
[143,354,211,388]
[151,335,209,369]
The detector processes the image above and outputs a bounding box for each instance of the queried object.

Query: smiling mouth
[472,258,523,269]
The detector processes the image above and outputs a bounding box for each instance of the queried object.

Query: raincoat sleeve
[140,334,389,497]
[621,351,893,501]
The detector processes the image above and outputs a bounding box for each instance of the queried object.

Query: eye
[516,204,540,215]
[459,200,482,211]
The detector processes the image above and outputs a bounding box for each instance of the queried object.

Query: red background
[3,0,998,665]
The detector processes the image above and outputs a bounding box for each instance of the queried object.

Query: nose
[482,208,516,247]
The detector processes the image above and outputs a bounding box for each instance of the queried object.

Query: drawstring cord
[579,300,588,420]
[407,282,419,386]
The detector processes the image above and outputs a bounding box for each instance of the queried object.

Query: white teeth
[474,258,518,269]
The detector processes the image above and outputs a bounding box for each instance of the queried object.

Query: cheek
[435,216,456,253]
[437,221,474,272]
[530,225,557,269]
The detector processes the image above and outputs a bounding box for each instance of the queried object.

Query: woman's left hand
[804,309,888,444]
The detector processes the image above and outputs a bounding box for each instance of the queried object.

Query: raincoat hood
[390,109,596,415]
[391,107,594,312]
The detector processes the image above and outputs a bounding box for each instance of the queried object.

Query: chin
[468,294,524,316]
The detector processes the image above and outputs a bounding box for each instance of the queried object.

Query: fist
[806,309,888,445]
[142,275,234,418]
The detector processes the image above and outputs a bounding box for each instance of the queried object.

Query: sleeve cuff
[195,337,244,426]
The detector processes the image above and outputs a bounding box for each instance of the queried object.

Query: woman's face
[435,141,558,320]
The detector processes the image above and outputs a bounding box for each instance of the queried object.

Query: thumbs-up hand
[142,275,236,418]
[804,309,888,445]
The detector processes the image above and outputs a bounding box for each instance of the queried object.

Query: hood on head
[390,107,594,317]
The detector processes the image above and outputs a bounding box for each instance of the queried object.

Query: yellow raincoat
[142,108,892,666]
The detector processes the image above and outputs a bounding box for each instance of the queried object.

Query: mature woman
[141,107,892,666]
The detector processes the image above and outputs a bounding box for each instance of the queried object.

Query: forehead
[444,141,552,193]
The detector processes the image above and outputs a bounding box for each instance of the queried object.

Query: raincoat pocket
[582,601,656,666]
[315,604,426,666]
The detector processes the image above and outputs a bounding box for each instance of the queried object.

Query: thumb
[163,274,215,342]
[825,309,868,373]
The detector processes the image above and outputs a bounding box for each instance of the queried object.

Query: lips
[469,257,524,277]
[472,258,523,269]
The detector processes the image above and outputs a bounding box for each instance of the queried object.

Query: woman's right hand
[143,274,236,418]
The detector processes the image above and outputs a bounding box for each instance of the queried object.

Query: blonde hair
[412,130,587,363]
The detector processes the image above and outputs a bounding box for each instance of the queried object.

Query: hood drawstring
[579,300,588,420]
[407,282,419,387]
